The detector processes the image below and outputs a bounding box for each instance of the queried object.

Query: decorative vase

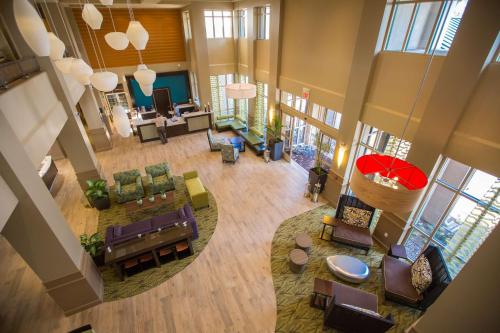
[137,198,143,206]
[148,195,155,202]
[264,149,271,163]
[312,182,321,203]
[308,167,328,193]
[304,182,311,198]
[160,192,167,200]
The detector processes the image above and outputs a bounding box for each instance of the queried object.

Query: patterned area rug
[97,176,218,301]
[271,205,420,333]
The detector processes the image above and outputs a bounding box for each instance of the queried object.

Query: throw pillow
[342,206,371,228]
[411,255,433,294]
[341,303,383,318]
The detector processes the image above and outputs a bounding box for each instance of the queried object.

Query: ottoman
[326,255,369,283]
[289,249,309,273]
[295,233,313,254]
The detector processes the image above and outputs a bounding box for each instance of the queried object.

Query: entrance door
[281,113,294,161]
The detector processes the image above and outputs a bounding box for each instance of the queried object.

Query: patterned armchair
[221,143,239,163]
[113,169,144,203]
[145,162,175,195]
[207,129,227,151]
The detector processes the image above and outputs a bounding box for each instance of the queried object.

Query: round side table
[289,249,308,273]
[295,233,313,254]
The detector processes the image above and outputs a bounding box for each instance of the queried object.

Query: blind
[254,82,268,131]
[210,74,235,119]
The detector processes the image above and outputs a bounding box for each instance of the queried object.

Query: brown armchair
[323,281,394,332]
[381,245,451,310]
[330,194,376,254]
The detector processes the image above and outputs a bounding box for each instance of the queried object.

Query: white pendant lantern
[54,57,75,74]
[104,32,129,50]
[70,59,93,85]
[100,0,113,5]
[90,71,118,92]
[134,64,156,85]
[112,105,131,138]
[13,0,50,57]
[48,33,65,61]
[82,4,103,30]
[126,21,149,50]
[139,84,153,96]
[225,83,257,99]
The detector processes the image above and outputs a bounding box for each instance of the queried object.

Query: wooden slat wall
[72,8,186,68]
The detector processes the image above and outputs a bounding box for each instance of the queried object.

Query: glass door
[281,112,294,162]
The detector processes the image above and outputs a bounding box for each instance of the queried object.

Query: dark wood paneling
[72,8,186,68]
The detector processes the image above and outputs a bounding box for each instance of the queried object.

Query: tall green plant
[80,233,104,257]
[85,179,108,202]
[266,116,283,143]
[313,133,330,175]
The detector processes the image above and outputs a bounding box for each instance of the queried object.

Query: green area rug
[97,176,218,301]
[271,205,420,333]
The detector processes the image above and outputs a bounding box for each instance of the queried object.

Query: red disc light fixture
[350,154,428,214]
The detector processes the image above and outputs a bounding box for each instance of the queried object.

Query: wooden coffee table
[124,191,174,217]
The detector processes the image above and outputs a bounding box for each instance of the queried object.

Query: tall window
[281,91,294,107]
[189,71,199,104]
[257,5,270,40]
[383,0,468,54]
[237,9,247,38]
[210,74,235,117]
[280,90,306,113]
[255,82,268,131]
[236,74,249,121]
[404,158,499,278]
[311,103,342,130]
[205,10,232,39]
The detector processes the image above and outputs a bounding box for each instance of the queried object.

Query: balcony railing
[0,58,40,90]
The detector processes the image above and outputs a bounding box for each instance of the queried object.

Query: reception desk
[132,111,213,143]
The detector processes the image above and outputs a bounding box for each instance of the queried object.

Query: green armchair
[113,169,144,203]
[145,162,175,195]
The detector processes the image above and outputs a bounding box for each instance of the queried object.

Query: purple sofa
[105,204,198,247]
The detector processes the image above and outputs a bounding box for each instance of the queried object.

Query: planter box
[309,167,328,193]
[92,251,105,267]
[93,196,110,210]
[270,140,284,161]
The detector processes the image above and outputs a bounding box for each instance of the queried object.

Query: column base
[321,172,344,207]
[87,128,112,152]
[44,252,103,316]
[75,162,105,191]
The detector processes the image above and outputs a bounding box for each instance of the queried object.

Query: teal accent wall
[129,71,191,108]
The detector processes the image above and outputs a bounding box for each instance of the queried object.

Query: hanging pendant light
[55,57,75,74]
[13,0,50,57]
[112,105,131,137]
[134,64,156,85]
[70,59,93,85]
[90,71,118,92]
[105,32,129,50]
[350,154,428,214]
[139,84,153,96]
[225,83,257,99]
[126,21,149,50]
[100,0,113,5]
[47,33,65,61]
[82,4,103,30]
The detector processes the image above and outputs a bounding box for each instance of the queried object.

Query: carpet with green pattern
[98,176,217,301]
[271,205,420,333]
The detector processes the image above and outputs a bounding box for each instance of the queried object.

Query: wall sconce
[337,143,347,168]
[269,106,274,123]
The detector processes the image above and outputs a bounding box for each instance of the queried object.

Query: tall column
[0,112,103,315]
[267,0,282,125]
[321,0,386,205]
[42,3,113,152]
[246,6,256,126]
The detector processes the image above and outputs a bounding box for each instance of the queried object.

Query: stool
[295,233,312,254]
[289,249,309,273]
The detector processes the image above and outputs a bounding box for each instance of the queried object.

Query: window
[237,9,247,38]
[383,0,468,54]
[189,71,199,104]
[281,91,293,107]
[209,74,235,117]
[236,74,249,121]
[280,90,306,113]
[204,10,232,39]
[404,158,499,278]
[257,5,270,40]
[255,82,268,131]
[311,103,342,130]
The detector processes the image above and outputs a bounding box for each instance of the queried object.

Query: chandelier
[225,83,257,99]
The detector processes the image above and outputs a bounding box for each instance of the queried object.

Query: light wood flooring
[0,130,325,333]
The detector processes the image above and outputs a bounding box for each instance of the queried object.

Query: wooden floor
[0,130,324,333]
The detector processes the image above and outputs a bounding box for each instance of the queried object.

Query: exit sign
[302,87,310,100]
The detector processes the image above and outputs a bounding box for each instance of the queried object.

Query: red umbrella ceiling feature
[350,154,428,214]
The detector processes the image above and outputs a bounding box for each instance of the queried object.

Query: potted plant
[309,133,329,194]
[80,233,105,266]
[85,179,110,210]
[266,116,284,161]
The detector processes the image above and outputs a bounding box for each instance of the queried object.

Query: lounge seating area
[145,163,175,195]
[183,171,209,210]
[211,116,266,156]
[214,114,247,132]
